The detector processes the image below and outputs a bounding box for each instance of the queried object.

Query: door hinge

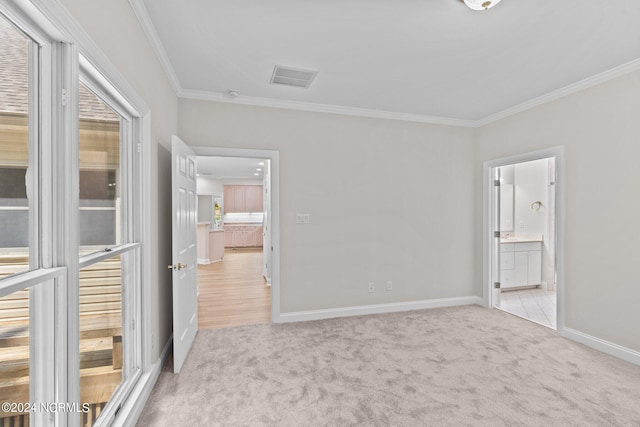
[494,282,501,289]
[494,231,501,238]
[61,88,67,107]
[494,179,501,186]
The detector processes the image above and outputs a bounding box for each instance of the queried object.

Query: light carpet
[137,305,640,426]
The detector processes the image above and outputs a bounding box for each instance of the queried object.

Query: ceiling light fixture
[224,90,240,98]
[461,0,502,10]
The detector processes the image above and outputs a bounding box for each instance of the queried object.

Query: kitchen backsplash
[224,212,264,224]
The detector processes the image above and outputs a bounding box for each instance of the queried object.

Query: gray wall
[59,0,640,363]
[474,70,640,352]
[60,0,178,361]
[179,100,476,313]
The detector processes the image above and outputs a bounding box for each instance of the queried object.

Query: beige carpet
[137,305,640,426]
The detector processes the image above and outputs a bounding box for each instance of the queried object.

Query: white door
[171,135,198,373]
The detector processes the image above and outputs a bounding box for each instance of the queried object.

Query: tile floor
[498,287,556,329]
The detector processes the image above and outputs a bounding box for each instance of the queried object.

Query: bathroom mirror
[500,183,514,232]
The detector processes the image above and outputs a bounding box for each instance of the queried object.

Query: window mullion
[27,37,41,271]
[51,40,80,427]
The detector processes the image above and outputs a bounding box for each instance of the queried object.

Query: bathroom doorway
[485,148,564,331]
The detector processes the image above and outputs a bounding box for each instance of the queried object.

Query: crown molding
[129,0,183,94]
[174,58,640,129]
[475,58,640,127]
[178,89,477,128]
[127,0,640,129]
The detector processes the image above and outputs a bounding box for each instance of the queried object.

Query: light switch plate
[296,213,310,224]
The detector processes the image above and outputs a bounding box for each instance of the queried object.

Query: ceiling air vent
[270,65,318,88]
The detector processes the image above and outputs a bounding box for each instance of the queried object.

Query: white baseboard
[562,328,640,367]
[277,296,484,323]
[117,334,173,427]
[197,258,211,265]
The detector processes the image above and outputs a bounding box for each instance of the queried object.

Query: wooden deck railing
[0,256,123,426]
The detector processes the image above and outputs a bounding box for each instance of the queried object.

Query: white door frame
[483,146,565,332]
[192,146,281,322]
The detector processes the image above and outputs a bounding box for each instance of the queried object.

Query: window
[0,12,44,426]
[0,5,147,427]
[0,13,35,278]
[79,82,121,253]
[0,286,30,420]
[77,78,141,425]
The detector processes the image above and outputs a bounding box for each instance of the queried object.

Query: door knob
[168,262,188,270]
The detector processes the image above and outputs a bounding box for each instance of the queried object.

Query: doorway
[194,154,276,329]
[484,148,564,331]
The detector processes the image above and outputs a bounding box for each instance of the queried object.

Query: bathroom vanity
[499,239,542,289]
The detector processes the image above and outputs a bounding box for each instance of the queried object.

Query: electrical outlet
[519,220,525,229]
[386,281,393,291]
[368,282,375,293]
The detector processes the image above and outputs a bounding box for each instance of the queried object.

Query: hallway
[197,248,271,329]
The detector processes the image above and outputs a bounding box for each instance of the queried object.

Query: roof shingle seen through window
[0,16,119,122]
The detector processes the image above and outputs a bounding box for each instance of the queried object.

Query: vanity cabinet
[500,242,541,289]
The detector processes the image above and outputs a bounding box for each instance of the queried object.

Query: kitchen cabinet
[197,223,210,264]
[245,228,257,247]
[224,229,234,247]
[223,185,263,213]
[197,225,225,264]
[232,228,246,247]
[500,241,541,289]
[224,224,263,248]
[223,186,235,213]
[209,230,225,263]
[245,185,263,213]
[233,186,246,212]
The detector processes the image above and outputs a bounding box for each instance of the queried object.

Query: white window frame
[0,267,67,426]
[76,70,144,422]
[0,1,153,426]
[0,4,63,427]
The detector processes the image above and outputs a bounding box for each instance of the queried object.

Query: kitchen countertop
[500,237,543,244]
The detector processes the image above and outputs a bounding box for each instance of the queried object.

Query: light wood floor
[197,248,271,330]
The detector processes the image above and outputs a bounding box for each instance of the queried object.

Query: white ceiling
[135,0,640,124]
[197,156,266,181]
